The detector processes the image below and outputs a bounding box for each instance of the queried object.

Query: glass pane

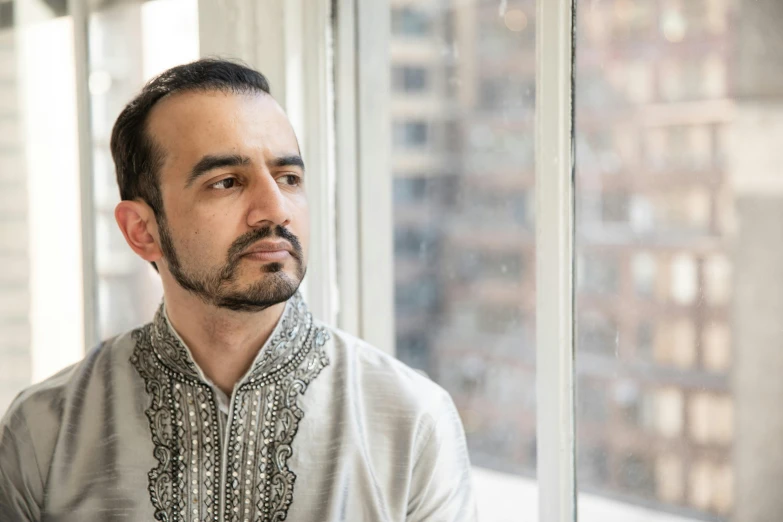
[0,1,84,413]
[388,0,537,518]
[575,1,778,520]
[88,0,198,339]
[0,0,198,416]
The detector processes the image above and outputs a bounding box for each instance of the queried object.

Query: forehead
[146,90,298,175]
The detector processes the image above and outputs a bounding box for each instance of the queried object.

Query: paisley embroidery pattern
[131,292,330,521]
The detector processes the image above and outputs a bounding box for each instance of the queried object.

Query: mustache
[226,225,303,263]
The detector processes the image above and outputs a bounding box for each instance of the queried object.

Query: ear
[114,200,163,265]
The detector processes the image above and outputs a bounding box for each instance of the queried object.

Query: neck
[162,287,287,396]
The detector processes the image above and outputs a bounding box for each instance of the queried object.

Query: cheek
[177,212,233,257]
[292,205,310,256]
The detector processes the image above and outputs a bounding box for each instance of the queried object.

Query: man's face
[146,90,309,312]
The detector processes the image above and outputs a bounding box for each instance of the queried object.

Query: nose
[246,170,292,228]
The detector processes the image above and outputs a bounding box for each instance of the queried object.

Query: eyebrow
[185,154,306,188]
[272,155,306,171]
[186,154,251,188]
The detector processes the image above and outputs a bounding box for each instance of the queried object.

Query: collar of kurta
[130,291,331,521]
[148,291,325,387]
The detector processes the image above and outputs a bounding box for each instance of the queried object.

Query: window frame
[72,0,99,351]
[535,0,577,520]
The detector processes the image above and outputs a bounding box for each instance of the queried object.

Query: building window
[578,251,621,295]
[600,191,629,223]
[655,453,685,503]
[393,225,439,261]
[702,321,731,372]
[394,279,439,313]
[578,312,618,356]
[704,254,732,306]
[618,455,656,497]
[391,7,433,37]
[636,321,654,361]
[655,387,684,439]
[578,377,609,423]
[392,66,429,92]
[670,254,698,305]
[393,177,428,205]
[393,121,429,149]
[477,305,523,335]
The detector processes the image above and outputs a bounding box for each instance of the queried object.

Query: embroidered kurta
[0,293,477,521]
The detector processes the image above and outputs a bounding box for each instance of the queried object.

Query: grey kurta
[0,293,477,521]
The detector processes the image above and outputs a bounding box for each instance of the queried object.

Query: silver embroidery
[132,293,330,521]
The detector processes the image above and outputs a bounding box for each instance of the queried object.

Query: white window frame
[71,0,99,351]
[71,0,577,519]
[535,0,576,520]
[332,0,396,355]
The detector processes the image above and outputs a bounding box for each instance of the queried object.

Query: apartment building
[390,0,735,518]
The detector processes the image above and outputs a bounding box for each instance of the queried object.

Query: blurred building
[390,0,736,519]
[574,1,734,518]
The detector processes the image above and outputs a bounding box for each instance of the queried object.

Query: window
[393,225,439,261]
[579,251,620,295]
[0,0,197,409]
[578,377,608,423]
[704,254,732,305]
[616,381,655,431]
[392,177,428,205]
[655,453,685,503]
[670,254,698,305]
[632,252,657,298]
[392,120,429,149]
[391,7,432,37]
[387,1,538,516]
[576,0,746,519]
[391,65,429,92]
[688,393,733,445]
[578,312,618,356]
[702,321,731,372]
[0,4,84,411]
[636,321,655,360]
[618,455,656,496]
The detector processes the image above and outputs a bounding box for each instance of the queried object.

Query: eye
[210,177,238,190]
[280,174,302,186]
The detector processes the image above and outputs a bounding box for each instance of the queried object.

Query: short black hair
[110,58,272,217]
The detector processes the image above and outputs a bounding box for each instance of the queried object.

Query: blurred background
[2,0,783,521]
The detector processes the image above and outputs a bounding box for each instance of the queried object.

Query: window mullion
[354,0,395,355]
[333,0,361,336]
[535,0,576,520]
[69,0,98,352]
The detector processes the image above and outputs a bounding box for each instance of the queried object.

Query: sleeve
[406,390,478,522]
[0,398,44,522]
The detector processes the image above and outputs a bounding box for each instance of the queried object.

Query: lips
[243,250,290,262]
[240,241,294,263]
[242,241,292,256]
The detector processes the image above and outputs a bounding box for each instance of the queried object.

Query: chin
[216,273,301,312]
[250,267,303,292]
[261,261,286,274]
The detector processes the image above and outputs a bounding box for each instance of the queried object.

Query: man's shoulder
[2,329,136,424]
[315,321,452,415]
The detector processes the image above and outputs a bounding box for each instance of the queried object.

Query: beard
[157,218,306,312]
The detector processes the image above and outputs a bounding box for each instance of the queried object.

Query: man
[0,59,477,521]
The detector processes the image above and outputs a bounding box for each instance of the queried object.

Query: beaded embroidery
[131,293,330,521]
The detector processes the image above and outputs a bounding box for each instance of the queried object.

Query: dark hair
[110,58,271,217]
